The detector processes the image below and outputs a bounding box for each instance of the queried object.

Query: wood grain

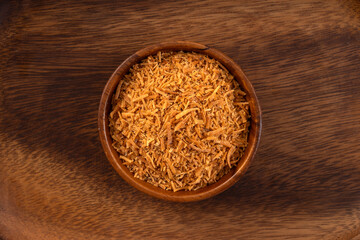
[1,0,360,239]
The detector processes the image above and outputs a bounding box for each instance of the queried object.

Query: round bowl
[98,41,262,202]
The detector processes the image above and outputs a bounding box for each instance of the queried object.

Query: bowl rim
[98,41,262,202]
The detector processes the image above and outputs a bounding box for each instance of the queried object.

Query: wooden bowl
[98,41,262,202]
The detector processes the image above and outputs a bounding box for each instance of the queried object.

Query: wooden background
[1,0,360,239]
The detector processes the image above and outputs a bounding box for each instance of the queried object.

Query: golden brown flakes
[132,94,149,103]
[207,127,226,137]
[109,51,250,192]
[120,155,133,163]
[175,108,199,120]
[227,146,237,167]
[174,115,190,132]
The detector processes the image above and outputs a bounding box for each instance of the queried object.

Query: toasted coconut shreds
[109,51,250,192]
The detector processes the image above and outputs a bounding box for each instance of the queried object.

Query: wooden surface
[1,0,360,239]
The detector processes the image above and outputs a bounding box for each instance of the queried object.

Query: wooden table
[1,0,360,239]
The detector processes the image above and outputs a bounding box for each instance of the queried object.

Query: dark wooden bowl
[98,41,262,202]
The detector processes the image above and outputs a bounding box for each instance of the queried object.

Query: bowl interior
[98,41,261,202]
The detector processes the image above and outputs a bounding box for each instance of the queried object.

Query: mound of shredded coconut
[109,51,250,192]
